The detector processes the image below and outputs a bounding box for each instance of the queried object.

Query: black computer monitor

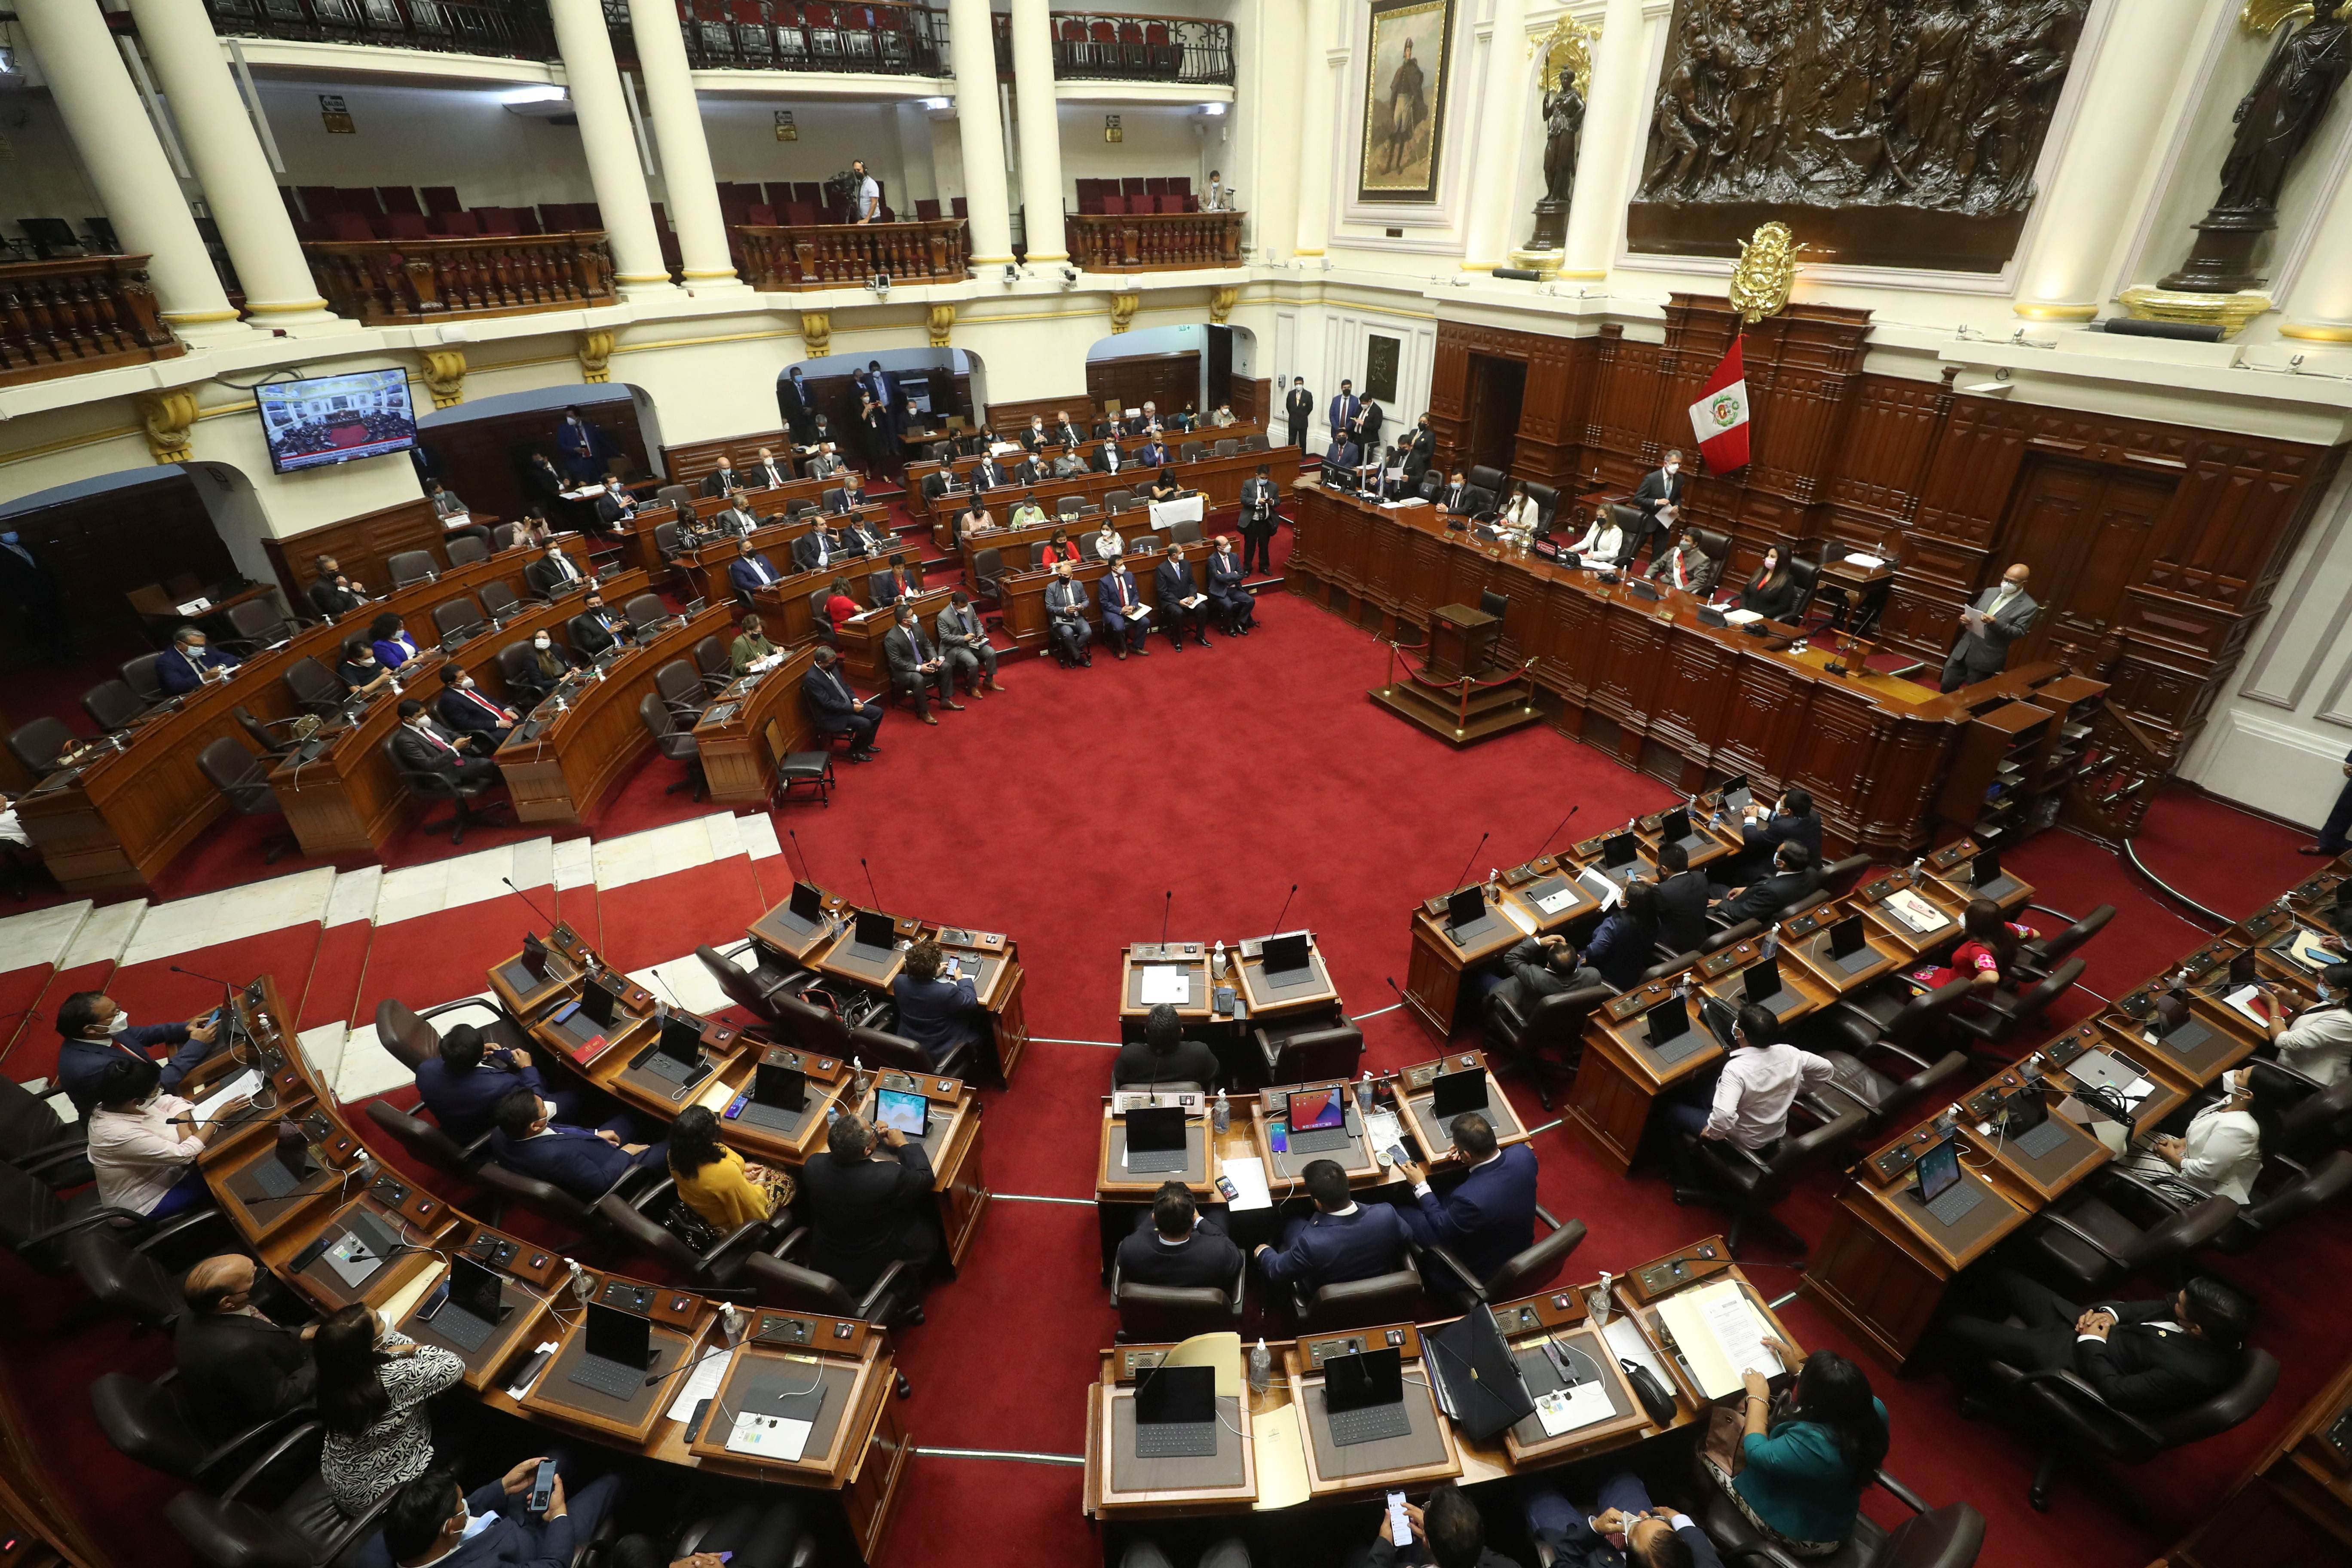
[1971,848,2002,890]
[582,1302,653,1370]
[789,881,824,925]
[1743,956,1783,1007]
[852,910,896,952]
[752,1061,808,1111]
[656,1012,703,1065]
[1125,1105,1188,1156]
[2226,948,2258,987]
[1659,808,1690,846]
[581,977,622,1028]
[1323,1347,1405,1415]
[1913,1136,1962,1205]
[1262,931,1311,976]
[1286,1086,1347,1133]
[447,1254,510,1323]
[1828,914,1868,960]
[1446,887,1486,931]
[2001,1088,2049,1138]
[1644,997,1689,1047]
[1602,831,1639,869]
[1430,1066,1488,1119]
[1135,1363,1216,1429]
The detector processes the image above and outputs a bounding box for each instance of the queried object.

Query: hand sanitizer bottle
[1247,1338,1272,1395]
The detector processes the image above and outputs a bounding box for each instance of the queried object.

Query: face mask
[534,637,550,649]
[106,1011,132,1035]
[459,677,475,689]
[357,656,376,668]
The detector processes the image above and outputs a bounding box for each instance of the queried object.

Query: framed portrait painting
[1357,0,1455,204]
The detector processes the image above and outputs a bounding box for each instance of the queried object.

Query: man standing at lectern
[1632,447,1687,564]
[1940,563,2038,693]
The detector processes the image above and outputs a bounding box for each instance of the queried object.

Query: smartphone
[1268,1120,1289,1154]
[419,1277,452,1320]
[1387,1490,1413,1547]
[528,1459,557,1514]
[1215,1176,1239,1201]
[1384,1143,1410,1168]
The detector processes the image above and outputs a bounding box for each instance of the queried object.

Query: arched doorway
[776,348,980,480]
[413,384,654,527]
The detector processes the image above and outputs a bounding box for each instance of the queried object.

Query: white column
[548,0,674,296]
[2280,173,2352,343]
[1460,0,1531,270]
[630,0,745,289]
[2012,0,2207,319]
[1295,0,1339,258]
[125,0,342,328]
[1560,0,1645,280]
[946,0,1014,263]
[14,0,250,340]
[1008,0,1066,261]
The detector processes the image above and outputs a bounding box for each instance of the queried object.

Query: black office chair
[0,1158,219,1278]
[431,595,487,645]
[6,716,82,775]
[165,1445,399,1568]
[386,549,438,588]
[654,659,710,726]
[471,1157,660,1241]
[232,706,302,761]
[1420,1211,1589,1314]
[970,546,1008,606]
[2016,904,2116,983]
[848,1023,974,1084]
[673,1510,818,1568]
[1696,1471,1984,1568]
[2013,1170,2242,1298]
[380,733,507,845]
[1179,440,1206,462]
[121,651,171,708]
[364,1100,492,1195]
[1169,519,1204,547]
[1805,1034,1973,1143]
[1483,982,1611,1110]
[196,737,297,866]
[445,535,490,567]
[0,1072,91,1188]
[2212,1146,2352,1253]
[743,1229,925,1348]
[624,592,671,636]
[224,598,306,650]
[769,991,854,1057]
[1253,1020,1364,1089]
[89,1371,311,1488]
[1240,432,1268,452]
[1289,1268,1428,1333]
[1058,495,1086,518]
[1466,463,1506,496]
[374,995,533,1078]
[1947,959,2086,1056]
[693,943,816,1027]
[693,635,733,694]
[491,522,522,552]
[69,1227,189,1334]
[1818,852,1873,904]
[282,657,345,717]
[82,679,146,734]
[1675,1102,1869,1257]
[1105,489,1134,514]
[602,1181,775,1292]
[1111,1246,1246,1344]
[637,693,706,800]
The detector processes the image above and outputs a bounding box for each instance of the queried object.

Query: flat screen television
[255,369,418,474]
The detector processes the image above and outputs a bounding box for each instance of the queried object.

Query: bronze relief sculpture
[1629,0,2091,272]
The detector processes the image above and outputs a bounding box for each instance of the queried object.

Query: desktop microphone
[1533,804,1580,860]
[503,878,560,931]
[1449,832,1489,899]
[1161,891,1173,946]
[646,1341,742,1389]
[786,828,811,881]
[861,858,883,908]
[1269,883,1297,937]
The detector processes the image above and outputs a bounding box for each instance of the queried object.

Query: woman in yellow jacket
[668,1105,791,1231]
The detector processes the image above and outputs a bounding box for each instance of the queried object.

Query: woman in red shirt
[1039,528,1084,568]
[823,576,861,631]
[1908,897,2038,998]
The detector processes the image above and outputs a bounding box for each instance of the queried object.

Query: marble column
[548,0,675,295]
[947,0,1014,263]
[1459,0,1532,270]
[1295,0,1340,258]
[629,0,747,289]
[1559,0,1645,279]
[2278,168,2352,343]
[1008,0,1067,261]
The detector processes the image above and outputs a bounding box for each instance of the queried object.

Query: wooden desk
[1120,943,1216,1024]
[1403,855,1602,1035]
[830,586,949,691]
[693,644,819,805]
[905,434,1286,538]
[1096,1098,1220,1200]
[670,508,897,609]
[1392,1050,1529,1166]
[1291,1324,1462,1498]
[1568,983,1730,1174]
[997,542,1215,659]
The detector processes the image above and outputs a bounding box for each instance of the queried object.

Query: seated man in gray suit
[1941,562,2038,692]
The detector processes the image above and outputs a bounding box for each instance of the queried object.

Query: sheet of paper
[1602,1313,1671,1389]
[725,1412,812,1462]
[1533,1381,1617,1436]
[1722,609,1764,626]
[2223,983,2273,1029]
[1658,1279,1781,1399]
[1219,1155,1273,1212]
[1577,868,1623,910]
[1363,1109,1403,1153]
[665,1350,730,1420]
[1843,553,1886,569]
[1164,1332,1243,1397]
[1250,1403,1311,1511]
[1139,965,1191,1005]
[1535,885,1579,916]
[1882,889,1951,934]
[191,1067,264,1123]
[1501,899,1537,936]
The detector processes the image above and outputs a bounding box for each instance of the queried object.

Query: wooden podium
[1426,602,1499,679]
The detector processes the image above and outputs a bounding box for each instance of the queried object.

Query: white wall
[697,96,913,209]
[1051,102,1207,205]
[0,89,108,237]
[254,80,596,213]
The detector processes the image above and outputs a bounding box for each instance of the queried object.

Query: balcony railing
[671,0,948,74]
[1,256,186,388]
[1069,210,1241,273]
[733,219,970,290]
[303,231,616,325]
[202,0,557,58]
[992,10,1234,86]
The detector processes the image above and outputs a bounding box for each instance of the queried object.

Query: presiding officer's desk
[1084,1238,1793,1519]
[189,973,914,1560]
[1800,872,2344,1371]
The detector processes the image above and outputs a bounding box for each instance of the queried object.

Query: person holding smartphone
[1349,1481,1519,1567]
[374,1456,619,1568]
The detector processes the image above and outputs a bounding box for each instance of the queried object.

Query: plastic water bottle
[1355,1072,1375,1115]
[1247,1338,1272,1396]
[1210,940,1227,981]
[1213,1089,1230,1134]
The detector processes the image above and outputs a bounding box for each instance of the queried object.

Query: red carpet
[592,858,772,974]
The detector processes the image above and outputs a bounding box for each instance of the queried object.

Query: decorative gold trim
[1729,222,1803,323]
[615,271,676,284]
[245,297,333,315]
[419,347,468,408]
[2116,285,2273,340]
[133,389,199,464]
[1554,268,1606,279]
[2279,320,2352,341]
[681,268,745,279]
[969,253,1016,265]
[158,309,243,324]
[1507,248,1564,280]
[2012,301,2101,320]
[612,327,801,354]
[1110,291,1140,333]
[1527,15,1599,95]
[578,328,616,383]
[1459,261,1497,272]
[799,311,831,358]
[1209,285,1239,324]
[2241,0,2315,35]
[1293,248,1327,257]
[926,303,955,347]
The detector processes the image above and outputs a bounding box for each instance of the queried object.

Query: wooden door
[1466,355,1526,478]
[1986,456,2174,668]
[1206,325,1232,411]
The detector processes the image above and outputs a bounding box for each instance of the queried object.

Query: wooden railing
[0,256,184,388]
[302,231,616,326]
[1069,210,1243,273]
[733,218,970,290]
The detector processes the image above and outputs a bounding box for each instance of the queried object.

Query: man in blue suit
[54,990,221,1117]
[490,1087,664,1201]
[1253,1159,1413,1292]
[1097,560,1150,659]
[434,668,518,750]
[1395,1112,1538,1286]
[156,625,242,695]
[727,546,785,599]
[367,1459,618,1568]
[1328,380,1361,449]
[800,646,881,762]
[413,1023,579,1147]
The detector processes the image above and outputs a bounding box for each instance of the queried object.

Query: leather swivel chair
[0,1158,217,1277]
[382,734,508,845]
[282,657,345,717]
[197,737,297,866]
[741,1231,922,1396]
[1676,1103,1869,1257]
[1521,481,1559,531]
[1483,982,1611,1110]
[1421,1213,1589,1315]
[1466,464,1506,497]
[848,1023,974,1084]
[970,546,1007,606]
[431,595,486,645]
[1948,959,2086,1055]
[693,635,732,693]
[2212,1146,2352,1253]
[599,1180,775,1292]
[233,707,301,761]
[0,1071,91,1188]
[1784,554,1823,623]
[364,1101,491,1191]
[70,1226,189,1332]
[83,679,146,734]
[673,1512,817,1568]
[1702,919,1765,956]
[1807,1036,1973,1143]
[1289,1268,1428,1334]
[693,943,816,1027]
[1980,1341,2277,1510]
[1817,853,1873,904]
[386,549,438,588]
[2265,1069,2352,1167]
[1111,1246,1246,1344]
[1697,1475,1984,1568]
[637,694,705,800]
[6,716,80,775]
[90,1371,298,1485]
[655,660,711,725]
[122,651,171,708]
[769,991,853,1057]
[224,599,304,652]
[2014,1166,2241,1296]
[2016,904,2116,983]
[625,593,671,635]
[472,1155,659,1240]
[165,1449,397,1568]
[1104,489,1133,515]
[444,535,489,568]
[1253,1019,1364,1088]
[373,996,529,1078]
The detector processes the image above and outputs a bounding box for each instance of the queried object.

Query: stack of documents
[1657,1280,1783,1399]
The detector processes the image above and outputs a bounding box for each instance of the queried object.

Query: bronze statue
[1540,67,1586,204]
[2161,0,2350,292]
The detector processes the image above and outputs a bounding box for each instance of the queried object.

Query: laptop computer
[1970,849,2018,902]
[1133,1363,1220,1458]
[566,1302,660,1399]
[1601,832,1642,875]
[846,910,897,963]
[1743,954,1802,1014]
[1642,996,1706,1066]
[1444,885,1498,945]
[1428,1065,1490,1124]
[735,1059,810,1132]
[1427,1304,1536,1444]
[631,1012,712,1088]
[1823,914,1878,976]
[1323,1346,1413,1447]
[1909,1135,1984,1227]
[1256,931,1318,994]
[1124,1105,1191,1174]
[425,1254,514,1353]
[873,1086,930,1140]
[1285,1086,1355,1154]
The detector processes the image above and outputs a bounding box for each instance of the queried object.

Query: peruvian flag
[1688,337,1751,472]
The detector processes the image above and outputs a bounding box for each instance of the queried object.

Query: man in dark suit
[1725,788,1822,884]
[710,493,758,538]
[971,453,1007,491]
[884,601,958,723]
[1651,841,1714,955]
[801,646,881,760]
[1632,448,1688,562]
[1205,534,1256,635]
[1396,1114,1538,1285]
[491,1087,662,1201]
[174,1255,315,1445]
[394,699,502,788]
[435,668,518,750]
[1945,1270,2254,1415]
[1712,842,1820,926]
[793,522,849,574]
[826,472,869,514]
[1117,1183,1243,1291]
[374,1459,619,1568]
[921,466,959,508]
[1137,437,1168,469]
[1328,380,1361,450]
[936,591,1002,696]
[1940,562,2040,692]
[1020,416,1050,453]
[1239,466,1280,575]
[1323,436,1361,478]
[1097,560,1150,658]
[0,527,68,663]
[801,1113,936,1292]
[1356,397,1384,450]
[1480,934,1599,1018]
[750,446,793,489]
[1094,439,1127,475]
[308,554,367,619]
[2304,745,2352,858]
[1254,1160,1413,1292]
[1152,543,1213,650]
[53,991,220,1118]
[1013,451,1048,486]
[842,513,891,557]
[781,368,818,445]
[1284,376,1314,453]
[157,626,241,696]
[590,475,636,537]
[1402,416,1436,481]
[568,591,631,659]
[1044,562,1093,668]
[525,542,588,599]
[1054,410,1087,450]
[700,462,744,497]
[1113,1002,1221,1089]
[415,1023,575,1145]
[727,547,786,602]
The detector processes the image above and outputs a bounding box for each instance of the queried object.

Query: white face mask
[533,637,551,649]
[105,1011,132,1035]
[1666,462,1681,474]
[459,677,475,689]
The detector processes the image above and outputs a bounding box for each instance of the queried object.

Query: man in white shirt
[853,158,882,223]
[2257,963,2352,1085]
[1664,1003,1833,1160]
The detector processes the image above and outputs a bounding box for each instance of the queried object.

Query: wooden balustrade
[732,218,971,290]
[1069,209,1243,273]
[0,255,184,388]
[302,230,616,326]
